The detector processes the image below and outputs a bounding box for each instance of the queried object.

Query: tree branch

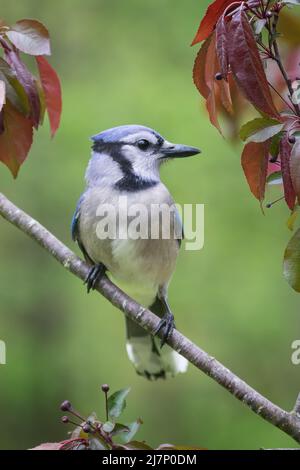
[1,191,300,444]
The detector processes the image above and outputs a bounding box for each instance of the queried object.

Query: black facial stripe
[92,141,158,192]
[92,141,134,175]
[115,175,158,192]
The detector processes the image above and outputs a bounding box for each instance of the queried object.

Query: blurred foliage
[33,385,204,450]
[0,0,299,450]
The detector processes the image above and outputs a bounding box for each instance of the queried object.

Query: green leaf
[282,0,300,5]
[284,228,300,292]
[118,419,142,444]
[107,388,130,420]
[89,437,109,450]
[103,421,115,433]
[111,423,130,437]
[270,131,284,160]
[0,58,30,115]
[267,171,282,185]
[240,118,283,143]
[254,19,267,35]
[6,19,51,56]
[123,441,153,450]
[157,444,206,450]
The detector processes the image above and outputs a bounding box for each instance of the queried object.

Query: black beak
[160,143,201,159]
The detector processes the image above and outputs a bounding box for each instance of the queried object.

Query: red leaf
[280,134,296,210]
[36,56,62,137]
[192,0,239,45]
[204,33,222,133]
[219,79,233,113]
[31,442,65,451]
[193,35,212,99]
[5,49,40,127]
[290,139,300,204]
[194,32,233,133]
[227,7,279,118]
[6,19,51,56]
[241,140,270,201]
[31,438,88,451]
[216,14,229,78]
[0,101,33,177]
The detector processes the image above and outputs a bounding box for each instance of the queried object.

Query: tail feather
[125,297,188,380]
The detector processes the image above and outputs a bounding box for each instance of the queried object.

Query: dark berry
[215,72,223,81]
[289,135,296,144]
[101,384,110,393]
[61,416,69,424]
[60,400,72,412]
[266,11,273,18]
[82,423,92,433]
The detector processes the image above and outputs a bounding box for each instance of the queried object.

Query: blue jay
[72,125,200,380]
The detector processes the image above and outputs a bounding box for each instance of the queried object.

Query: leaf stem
[267,80,295,113]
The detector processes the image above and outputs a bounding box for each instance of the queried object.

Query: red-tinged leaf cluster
[193,3,279,134]
[192,1,300,210]
[193,1,300,292]
[0,18,62,177]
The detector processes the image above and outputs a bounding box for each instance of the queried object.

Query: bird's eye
[137,139,150,151]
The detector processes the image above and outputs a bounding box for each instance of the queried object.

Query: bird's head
[88,125,201,189]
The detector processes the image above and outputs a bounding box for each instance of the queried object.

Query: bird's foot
[84,263,106,293]
[154,312,176,348]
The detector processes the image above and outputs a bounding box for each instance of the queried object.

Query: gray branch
[1,191,300,445]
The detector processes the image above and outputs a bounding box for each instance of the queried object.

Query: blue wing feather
[71,194,94,264]
[71,195,83,241]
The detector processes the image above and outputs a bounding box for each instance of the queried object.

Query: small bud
[266,11,273,18]
[101,384,110,393]
[289,135,296,144]
[61,416,69,424]
[60,400,72,412]
[215,72,223,81]
[82,423,92,433]
[266,203,272,209]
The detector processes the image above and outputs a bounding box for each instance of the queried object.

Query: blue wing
[71,195,84,242]
[71,194,94,264]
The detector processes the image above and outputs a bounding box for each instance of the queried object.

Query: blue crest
[91,125,163,144]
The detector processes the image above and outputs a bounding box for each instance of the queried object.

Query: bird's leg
[84,263,106,293]
[153,294,176,348]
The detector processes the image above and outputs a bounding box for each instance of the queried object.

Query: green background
[0,0,299,450]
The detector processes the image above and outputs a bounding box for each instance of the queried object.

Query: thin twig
[0,192,300,444]
[270,13,300,116]
[267,80,295,113]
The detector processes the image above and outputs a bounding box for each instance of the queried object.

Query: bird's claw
[84,264,105,293]
[154,312,175,348]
